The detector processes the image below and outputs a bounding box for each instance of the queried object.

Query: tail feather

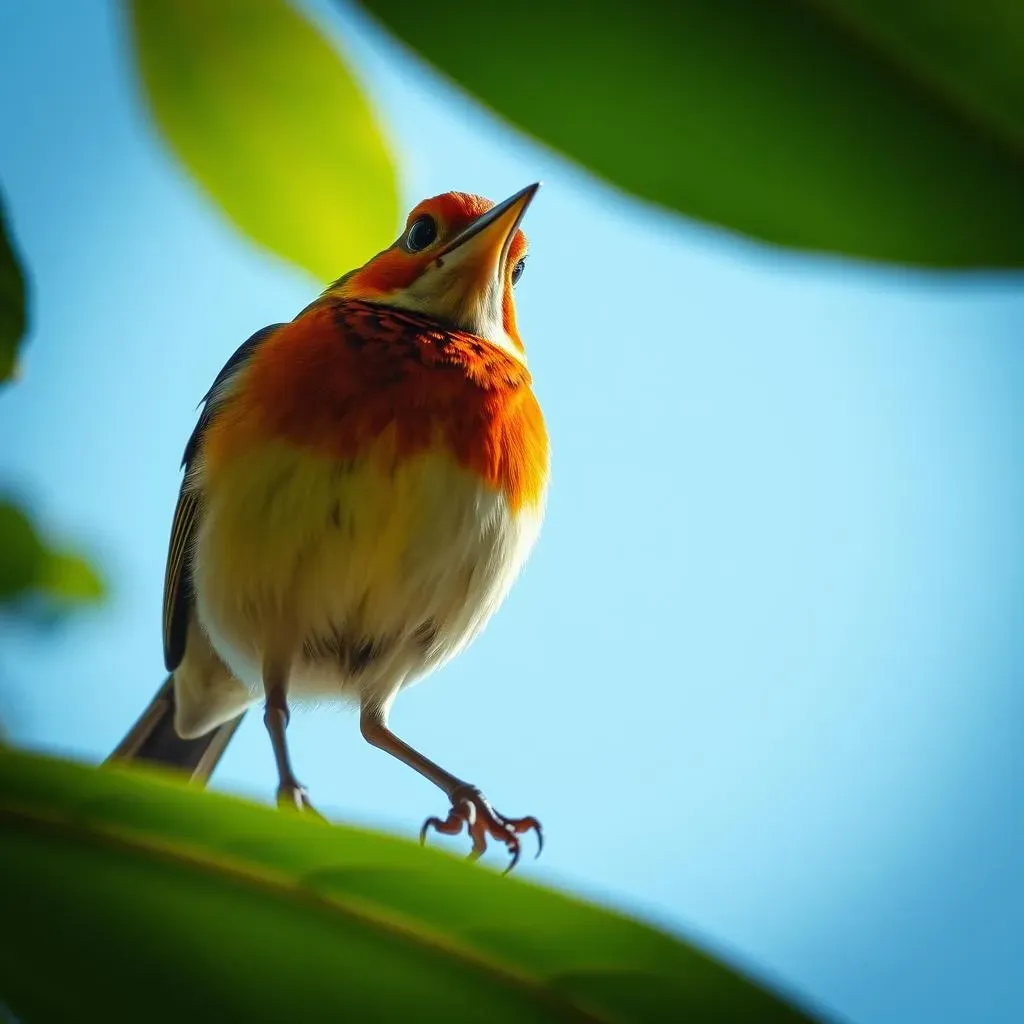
[106,676,244,785]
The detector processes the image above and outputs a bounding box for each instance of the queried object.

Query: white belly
[190,438,543,708]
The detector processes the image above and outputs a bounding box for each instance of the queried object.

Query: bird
[107,184,548,870]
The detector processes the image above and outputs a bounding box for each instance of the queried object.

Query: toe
[419,789,542,872]
[276,784,326,820]
[421,807,465,844]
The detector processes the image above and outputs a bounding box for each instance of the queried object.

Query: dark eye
[511,257,526,285]
[406,215,437,252]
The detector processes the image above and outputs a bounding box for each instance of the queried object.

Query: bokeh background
[2,2,1023,1022]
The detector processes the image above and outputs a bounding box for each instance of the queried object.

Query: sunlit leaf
[0,191,27,383]
[0,750,824,1023]
[358,0,1024,268]
[126,0,399,282]
[0,500,105,610]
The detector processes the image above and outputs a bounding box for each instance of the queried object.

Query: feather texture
[177,298,549,725]
[202,300,549,512]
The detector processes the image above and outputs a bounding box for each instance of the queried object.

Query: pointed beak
[436,182,540,277]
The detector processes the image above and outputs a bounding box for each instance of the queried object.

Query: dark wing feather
[181,322,286,469]
[162,323,285,671]
[161,486,200,670]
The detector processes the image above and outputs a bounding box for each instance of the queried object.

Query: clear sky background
[2,2,1023,1022]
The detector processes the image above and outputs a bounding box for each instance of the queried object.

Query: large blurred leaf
[126,0,398,281]
[0,192,26,383]
[0,500,104,611]
[358,0,1024,268]
[0,749,824,1023]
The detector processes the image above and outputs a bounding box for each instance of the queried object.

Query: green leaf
[0,749,824,1023]
[0,502,43,601]
[0,500,105,610]
[38,549,106,604]
[0,191,27,383]
[126,0,399,282]
[357,0,1024,268]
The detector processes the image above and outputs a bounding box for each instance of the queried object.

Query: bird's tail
[105,676,244,785]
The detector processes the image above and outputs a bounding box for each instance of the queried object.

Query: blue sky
[2,2,1024,1022]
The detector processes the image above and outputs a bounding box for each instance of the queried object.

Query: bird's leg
[359,702,541,872]
[263,664,324,820]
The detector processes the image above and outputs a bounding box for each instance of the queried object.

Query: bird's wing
[162,323,285,671]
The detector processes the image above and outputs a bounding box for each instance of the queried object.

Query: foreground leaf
[358,0,1024,268]
[0,191,26,382]
[0,750,823,1022]
[0,500,104,610]
[126,0,398,281]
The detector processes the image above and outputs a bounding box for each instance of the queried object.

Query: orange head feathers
[329,184,538,356]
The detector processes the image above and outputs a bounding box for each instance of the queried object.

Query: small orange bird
[109,184,548,869]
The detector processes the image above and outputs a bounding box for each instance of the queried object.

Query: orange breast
[202,300,549,512]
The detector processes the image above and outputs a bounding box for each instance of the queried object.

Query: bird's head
[330,184,539,360]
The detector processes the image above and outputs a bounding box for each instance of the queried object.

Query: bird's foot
[276,781,327,822]
[420,785,542,873]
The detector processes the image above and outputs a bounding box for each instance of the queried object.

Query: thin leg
[263,666,324,820]
[360,702,541,872]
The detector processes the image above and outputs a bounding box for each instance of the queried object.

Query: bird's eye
[511,257,526,286]
[406,215,438,252]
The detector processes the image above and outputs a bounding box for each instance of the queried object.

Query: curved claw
[502,811,543,855]
[500,837,522,875]
[419,786,542,873]
[276,784,328,822]
[419,807,463,844]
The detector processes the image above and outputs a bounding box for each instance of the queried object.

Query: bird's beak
[436,182,540,281]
